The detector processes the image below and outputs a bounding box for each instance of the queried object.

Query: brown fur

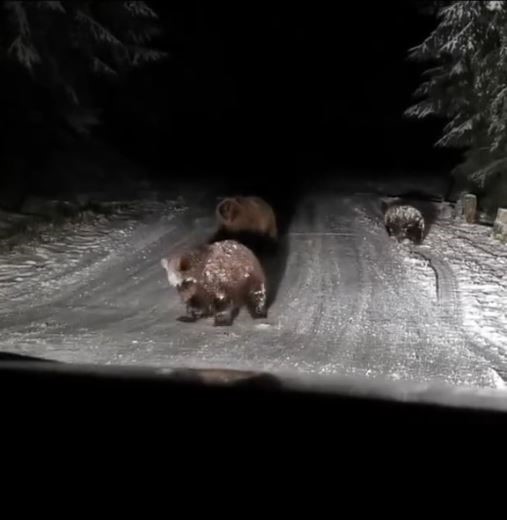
[383,203,425,244]
[161,240,268,326]
[216,196,278,240]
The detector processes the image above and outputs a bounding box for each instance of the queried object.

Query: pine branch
[471,156,507,183]
[8,35,41,70]
[36,1,66,13]
[75,9,123,47]
[125,26,162,45]
[128,45,167,66]
[65,107,101,136]
[405,100,439,118]
[436,116,474,147]
[486,1,506,12]
[92,57,117,76]
[123,2,158,18]
[2,0,165,140]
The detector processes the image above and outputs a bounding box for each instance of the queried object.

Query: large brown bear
[215,196,278,240]
[161,240,268,326]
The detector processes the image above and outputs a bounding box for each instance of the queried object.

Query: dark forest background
[0,1,459,210]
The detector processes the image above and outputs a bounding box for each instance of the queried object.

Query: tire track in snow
[1,190,505,388]
[418,222,507,382]
[342,195,503,387]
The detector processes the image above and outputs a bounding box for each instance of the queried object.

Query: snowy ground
[421,217,507,356]
[0,183,506,389]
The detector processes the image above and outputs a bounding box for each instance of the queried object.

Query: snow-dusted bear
[215,196,278,240]
[161,240,268,326]
[383,203,425,244]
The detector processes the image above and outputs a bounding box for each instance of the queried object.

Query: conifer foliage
[407,1,507,186]
[1,1,165,134]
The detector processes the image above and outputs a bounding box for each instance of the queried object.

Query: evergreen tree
[1,1,166,135]
[407,1,507,190]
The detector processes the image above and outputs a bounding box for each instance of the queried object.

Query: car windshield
[0,1,506,407]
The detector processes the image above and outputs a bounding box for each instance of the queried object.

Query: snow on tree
[1,1,166,135]
[407,0,507,187]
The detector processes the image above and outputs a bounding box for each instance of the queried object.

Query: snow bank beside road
[0,198,187,310]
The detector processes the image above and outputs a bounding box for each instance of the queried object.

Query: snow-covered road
[0,187,506,389]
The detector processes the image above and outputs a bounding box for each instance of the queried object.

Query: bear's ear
[217,198,240,221]
[160,258,169,271]
[217,199,230,218]
[229,199,241,220]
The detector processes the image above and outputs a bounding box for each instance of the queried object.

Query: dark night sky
[99,1,457,178]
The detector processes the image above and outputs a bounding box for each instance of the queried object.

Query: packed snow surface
[0,187,506,389]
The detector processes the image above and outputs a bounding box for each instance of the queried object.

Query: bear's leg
[213,294,237,326]
[178,296,206,323]
[247,282,268,319]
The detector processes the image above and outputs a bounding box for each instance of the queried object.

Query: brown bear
[161,240,268,326]
[215,196,278,240]
[384,203,425,244]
